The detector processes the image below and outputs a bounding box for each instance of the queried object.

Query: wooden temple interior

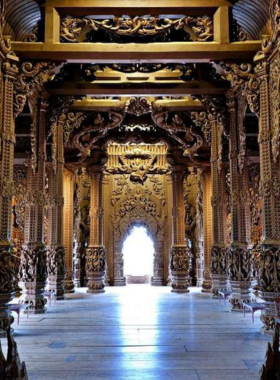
[1,0,280,379]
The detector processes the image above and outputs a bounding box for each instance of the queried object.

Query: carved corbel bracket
[151,106,203,161]
[221,62,260,117]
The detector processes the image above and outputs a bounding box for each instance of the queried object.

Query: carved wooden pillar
[102,173,111,286]
[73,169,90,287]
[201,170,213,292]
[0,59,18,331]
[63,168,75,293]
[226,91,253,311]
[151,240,164,286]
[47,115,66,299]
[209,112,229,297]
[170,166,190,293]
[19,98,48,313]
[255,55,280,333]
[86,167,106,293]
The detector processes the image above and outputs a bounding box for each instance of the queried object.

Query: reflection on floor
[5,286,270,380]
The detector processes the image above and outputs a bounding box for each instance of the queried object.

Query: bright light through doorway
[123,226,154,277]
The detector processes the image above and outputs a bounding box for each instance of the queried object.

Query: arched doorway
[122,225,154,284]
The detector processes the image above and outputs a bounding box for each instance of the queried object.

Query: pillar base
[211,274,228,299]
[113,277,126,286]
[0,292,15,332]
[19,282,47,314]
[229,280,254,312]
[64,273,75,294]
[151,277,164,286]
[171,271,190,293]
[47,274,66,300]
[259,291,280,335]
[202,277,212,293]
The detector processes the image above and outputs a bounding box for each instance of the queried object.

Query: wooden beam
[214,6,230,43]
[45,0,232,16]
[45,7,60,44]
[12,41,261,62]
[71,98,206,111]
[46,81,228,96]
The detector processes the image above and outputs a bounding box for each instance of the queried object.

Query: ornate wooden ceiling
[4,0,271,44]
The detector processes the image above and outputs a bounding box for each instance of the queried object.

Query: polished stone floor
[4,286,271,380]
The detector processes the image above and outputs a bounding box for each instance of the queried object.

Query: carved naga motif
[73,110,125,159]
[151,107,203,160]
[60,16,213,43]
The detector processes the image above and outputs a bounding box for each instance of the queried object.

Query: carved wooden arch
[111,181,167,286]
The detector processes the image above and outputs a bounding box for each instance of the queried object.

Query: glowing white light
[123,226,154,277]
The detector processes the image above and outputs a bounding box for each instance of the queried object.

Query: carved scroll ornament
[73,109,125,158]
[222,62,260,117]
[61,16,213,43]
[151,108,203,160]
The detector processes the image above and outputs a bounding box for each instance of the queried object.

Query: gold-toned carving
[106,143,168,185]
[73,109,125,158]
[61,16,213,43]
[222,62,260,117]
[152,107,203,159]
[125,97,152,117]
[191,111,211,144]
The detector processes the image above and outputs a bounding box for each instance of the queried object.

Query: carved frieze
[86,246,106,273]
[170,246,189,272]
[210,246,228,276]
[228,246,252,282]
[60,15,213,43]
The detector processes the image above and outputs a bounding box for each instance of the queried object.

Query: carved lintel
[60,16,213,43]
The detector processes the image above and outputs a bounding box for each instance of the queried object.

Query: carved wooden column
[202,170,213,292]
[170,166,190,293]
[87,167,106,293]
[227,91,253,311]
[255,54,280,333]
[19,98,48,313]
[151,240,164,286]
[47,115,66,299]
[0,58,18,331]
[63,168,75,293]
[209,112,229,297]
